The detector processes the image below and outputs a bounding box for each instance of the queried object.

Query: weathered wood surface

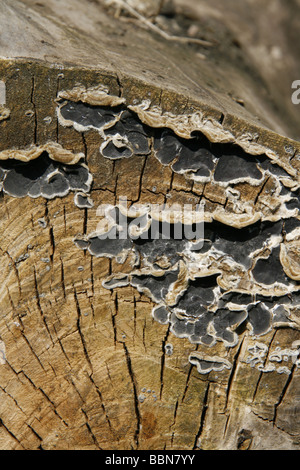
[0,0,299,450]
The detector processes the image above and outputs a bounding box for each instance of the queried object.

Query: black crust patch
[0,153,92,199]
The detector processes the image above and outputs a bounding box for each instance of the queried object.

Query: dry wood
[0,0,299,450]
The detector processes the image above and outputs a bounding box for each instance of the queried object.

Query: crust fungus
[74,231,132,259]
[152,305,170,325]
[57,84,126,107]
[0,152,92,199]
[247,303,272,336]
[75,198,300,355]
[164,343,174,356]
[130,268,180,303]
[280,240,300,281]
[246,342,268,368]
[57,86,299,234]
[58,96,151,160]
[74,192,94,209]
[0,142,84,165]
[252,246,291,286]
[246,340,300,373]
[58,100,122,134]
[100,110,151,159]
[189,352,232,374]
[46,85,300,374]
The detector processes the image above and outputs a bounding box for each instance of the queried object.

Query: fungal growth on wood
[189,352,232,374]
[75,201,300,355]
[0,150,92,199]
[1,0,300,450]
[74,192,94,209]
[0,142,84,165]
[56,84,300,373]
[246,341,300,373]
[57,86,299,229]
[1,83,299,376]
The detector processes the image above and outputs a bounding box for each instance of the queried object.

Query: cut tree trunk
[0,0,299,450]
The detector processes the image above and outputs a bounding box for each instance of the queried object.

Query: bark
[0,0,299,450]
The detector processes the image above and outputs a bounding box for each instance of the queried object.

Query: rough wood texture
[0,0,299,450]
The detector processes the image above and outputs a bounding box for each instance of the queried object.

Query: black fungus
[152,305,170,324]
[131,269,179,302]
[101,140,133,159]
[101,110,151,158]
[153,129,183,165]
[74,193,94,209]
[214,153,263,182]
[88,232,132,258]
[247,303,271,335]
[252,246,290,284]
[60,101,121,130]
[0,153,92,199]
[212,309,247,344]
[176,276,218,317]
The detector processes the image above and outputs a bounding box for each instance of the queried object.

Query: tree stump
[0,0,299,450]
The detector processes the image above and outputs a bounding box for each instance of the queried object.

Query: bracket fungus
[1,0,300,451]
[1,82,299,378]
[58,86,299,228]
[58,84,300,374]
[74,202,300,355]
[0,152,92,199]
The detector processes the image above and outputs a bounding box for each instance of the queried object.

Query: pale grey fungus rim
[188,352,232,374]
